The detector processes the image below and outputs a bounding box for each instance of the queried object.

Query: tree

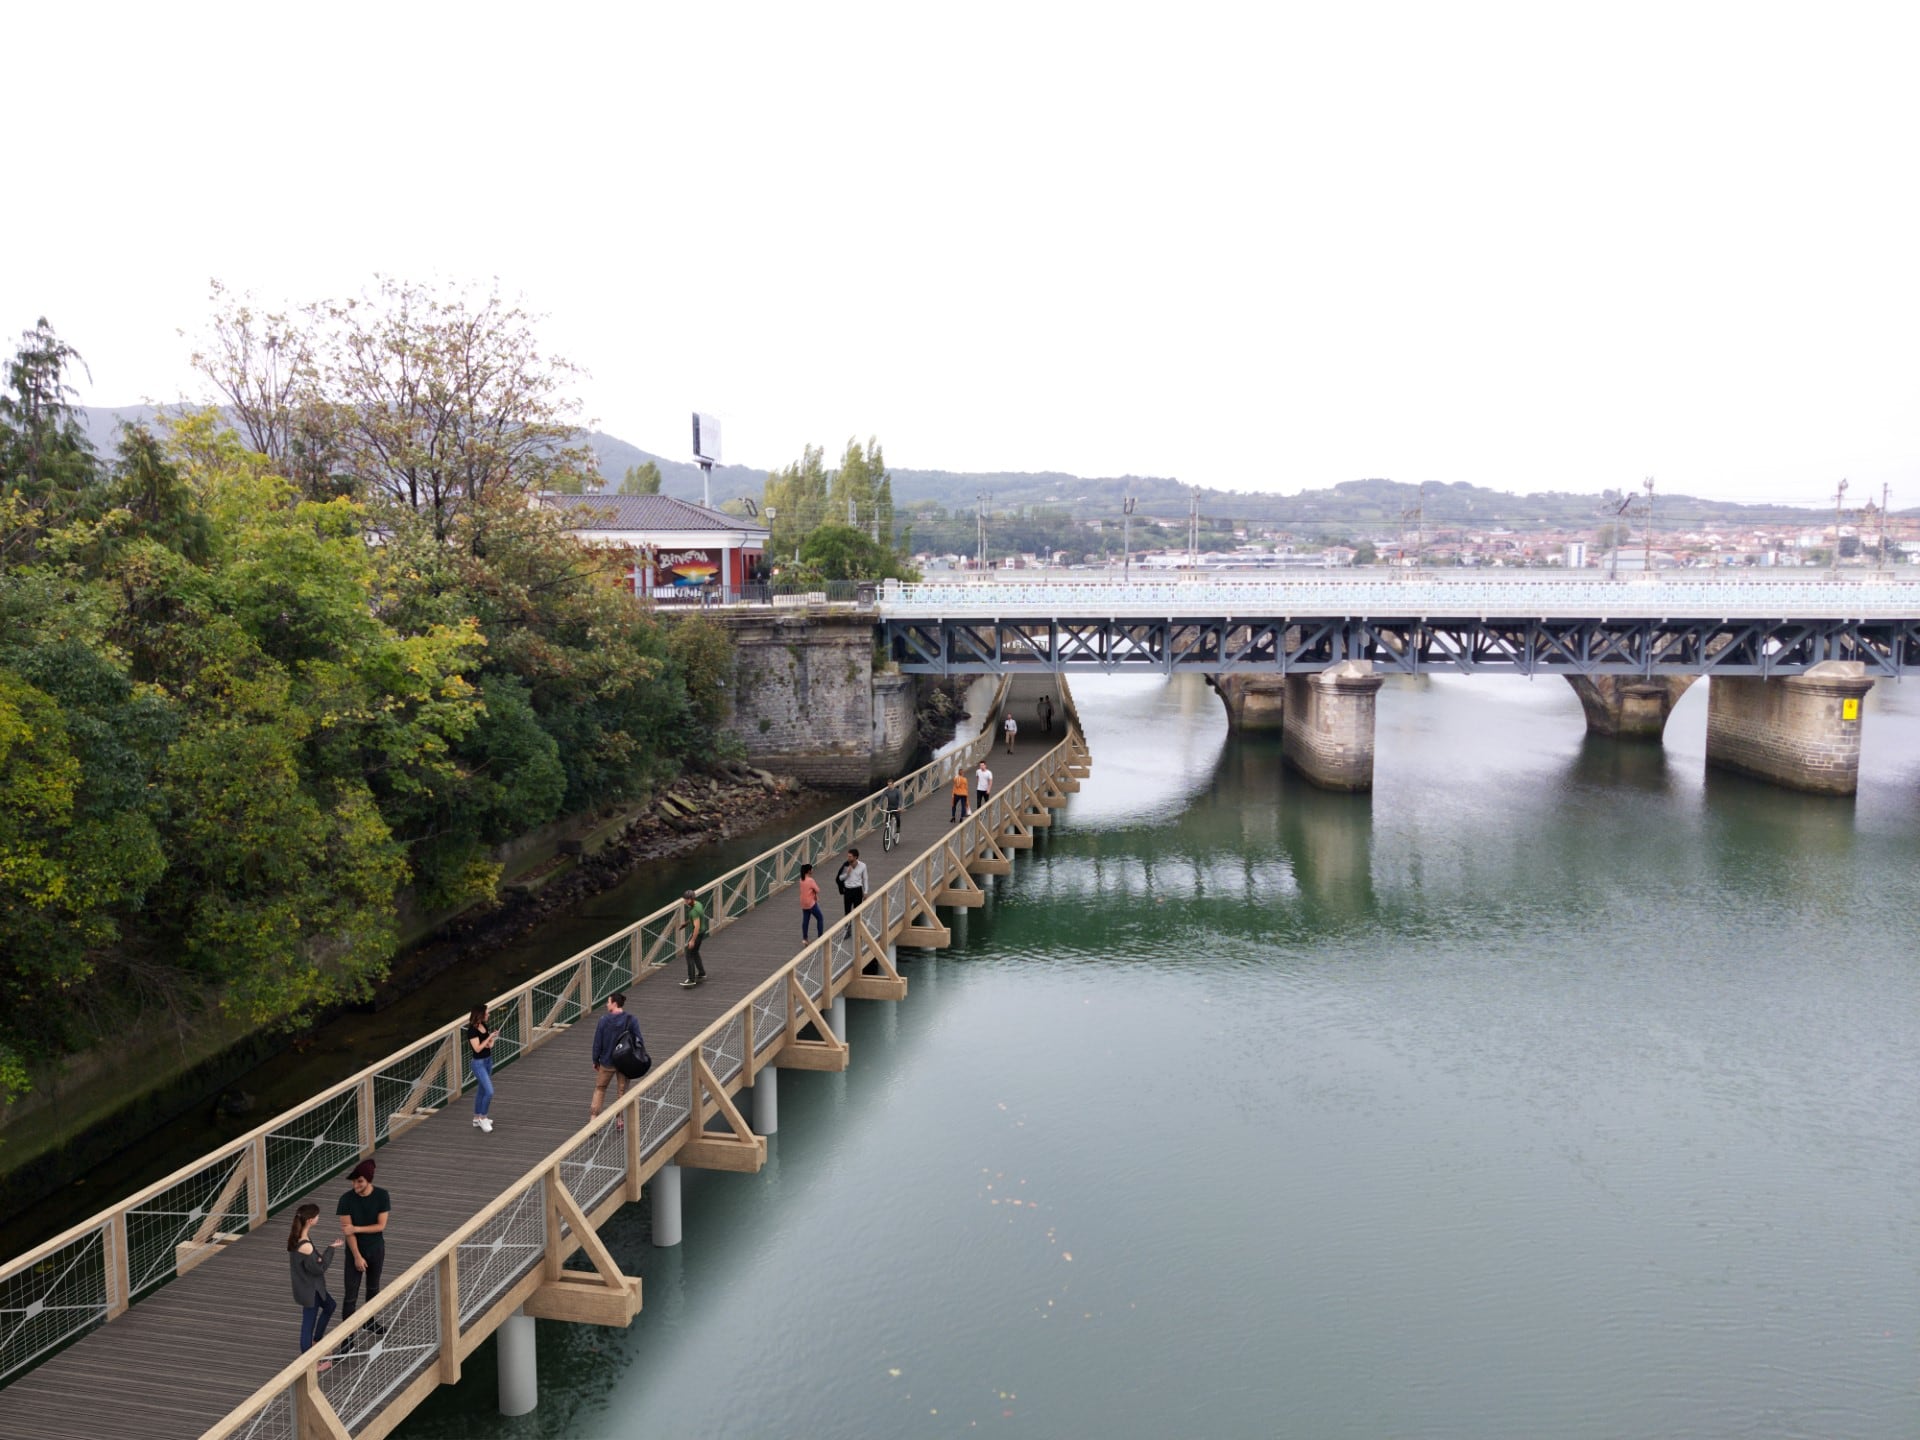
[763,444,830,560]
[0,319,99,562]
[619,461,662,495]
[799,523,918,582]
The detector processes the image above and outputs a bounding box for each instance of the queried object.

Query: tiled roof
[538,493,769,533]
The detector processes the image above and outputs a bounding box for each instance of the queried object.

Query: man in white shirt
[836,847,869,916]
[974,760,993,809]
[1003,712,1018,754]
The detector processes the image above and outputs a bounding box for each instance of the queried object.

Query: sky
[4,2,1916,507]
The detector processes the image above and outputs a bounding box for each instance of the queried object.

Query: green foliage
[0,315,727,1099]
[799,524,920,582]
[619,461,662,495]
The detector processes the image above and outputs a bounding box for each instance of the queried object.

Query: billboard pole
[692,412,722,510]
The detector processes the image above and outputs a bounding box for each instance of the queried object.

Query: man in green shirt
[680,889,708,988]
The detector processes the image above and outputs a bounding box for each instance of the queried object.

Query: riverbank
[0,763,815,1233]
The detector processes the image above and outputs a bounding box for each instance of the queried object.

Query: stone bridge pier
[1564,675,1699,740]
[1207,665,1384,791]
[1209,673,1287,732]
[1705,662,1875,795]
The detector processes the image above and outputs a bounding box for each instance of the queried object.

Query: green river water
[371,671,1919,1439]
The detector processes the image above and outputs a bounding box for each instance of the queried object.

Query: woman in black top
[465,1004,498,1133]
[288,1201,344,1368]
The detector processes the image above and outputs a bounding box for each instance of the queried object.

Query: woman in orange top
[950,768,971,823]
[799,863,824,941]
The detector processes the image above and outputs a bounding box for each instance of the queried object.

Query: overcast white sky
[4,2,1915,506]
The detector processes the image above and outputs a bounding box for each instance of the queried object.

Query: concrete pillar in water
[497,1307,537,1416]
[1565,675,1698,740]
[751,1067,778,1135]
[1210,673,1287,732]
[1282,661,1385,791]
[651,1161,682,1247]
[829,995,847,1042]
[1705,661,1875,795]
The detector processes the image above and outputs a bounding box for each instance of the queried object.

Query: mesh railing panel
[0,1227,106,1382]
[531,965,585,1032]
[373,1035,454,1141]
[830,926,855,980]
[884,882,903,934]
[125,1151,252,1297]
[798,948,824,1002]
[318,1267,441,1432]
[752,983,785,1055]
[482,1001,525,1075]
[590,937,630,1006]
[229,1385,296,1440]
[458,1180,546,1326]
[639,913,677,969]
[561,1122,629,1215]
[265,1090,361,1210]
[754,855,780,906]
[639,1059,693,1161]
[702,1015,745,1087]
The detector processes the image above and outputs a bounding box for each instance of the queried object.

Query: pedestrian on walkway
[591,993,642,1124]
[837,847,869,915]
[680,889,708,988]
[950,768,970,823]
[336,1160,390,1329]
[799,862,824,941]
[1039,695,1054,734]
[974,759,994,810]
[1003,711,1018,753]
[288,1203,342,1367]
[464,1004,497,1133]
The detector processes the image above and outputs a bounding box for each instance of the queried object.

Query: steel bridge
[879,575,1920,677]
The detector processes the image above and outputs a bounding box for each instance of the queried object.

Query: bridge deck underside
[0,679,1069,1440]
[886,616,1920,677]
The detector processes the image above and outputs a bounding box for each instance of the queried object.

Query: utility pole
[1188,488,1199,569]
[1401,484,1426,569]
[1606,493,1632,579]
[1880,483,1890,566]
[1122,496,1136,582]
[1832,478,1848,573]
[1643,476,1655,573]
[976,491,991,570]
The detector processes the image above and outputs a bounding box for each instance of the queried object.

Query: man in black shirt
[337,1159,391,1330]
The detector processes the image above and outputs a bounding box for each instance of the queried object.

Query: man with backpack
[590,993,648,1124]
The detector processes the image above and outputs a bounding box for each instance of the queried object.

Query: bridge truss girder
[883,616,1920,678]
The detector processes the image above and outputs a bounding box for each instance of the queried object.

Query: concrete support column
[497,1307,538,1416]
[750,1068,778,1136]
[1282,661,1385,791]
[1565,675,1698,740]
[829,995,847,1043]
[651,1161,682,1247]
[1706,662,1875,795]
[1210,673,1287,732]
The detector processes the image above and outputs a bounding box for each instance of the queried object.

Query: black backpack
[610,1018,652,1079]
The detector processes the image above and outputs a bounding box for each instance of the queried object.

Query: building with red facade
[541,494,770,602]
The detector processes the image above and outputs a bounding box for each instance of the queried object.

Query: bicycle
[882,810,901,851]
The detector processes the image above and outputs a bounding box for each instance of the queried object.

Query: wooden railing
[202,691,1090,1440]
[0,674,1015,1390]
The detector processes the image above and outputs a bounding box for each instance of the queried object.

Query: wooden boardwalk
[0,675,1078,1440]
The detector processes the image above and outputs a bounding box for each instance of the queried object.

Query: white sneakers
[472,1116,494,1133]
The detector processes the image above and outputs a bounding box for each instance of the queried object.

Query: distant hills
[76,407,1862,538]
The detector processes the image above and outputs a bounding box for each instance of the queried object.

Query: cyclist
[882,777,905,846]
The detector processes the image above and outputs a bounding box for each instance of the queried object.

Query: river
[385,671,1919,1439]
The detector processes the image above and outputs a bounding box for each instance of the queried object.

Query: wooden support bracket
[297,1368,353,1440]
[676,1057,768,1173]
[524,1177,643,1327]
[775,973,849,1071]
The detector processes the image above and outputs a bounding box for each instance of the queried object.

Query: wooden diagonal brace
[776,971,849,1071]
[524,1176,643,1327]
[677,1056,768,1173]
[297,1368,352,1440]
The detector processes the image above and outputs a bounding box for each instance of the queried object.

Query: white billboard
[692,412,722,464]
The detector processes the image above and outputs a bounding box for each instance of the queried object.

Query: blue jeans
[801,904,824,940]
[301,1292,336,1351]
[471,1057,493,1117]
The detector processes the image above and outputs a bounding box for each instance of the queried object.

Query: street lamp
[1122,496,1136,581]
